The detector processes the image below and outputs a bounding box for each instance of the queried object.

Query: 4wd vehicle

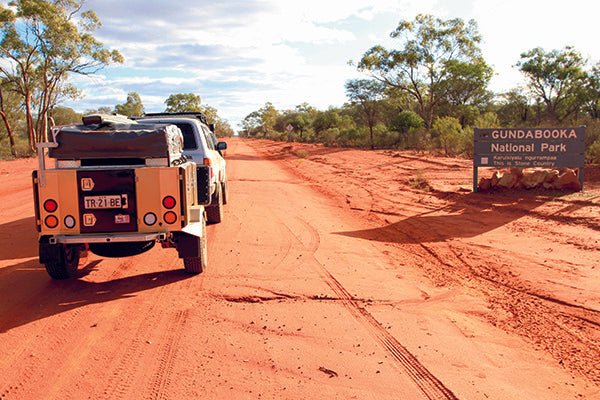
[32,114,212,279]
[135,112,228,224]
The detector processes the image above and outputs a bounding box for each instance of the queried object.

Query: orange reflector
[45,215,59,229]
[203,158,212,165]
[162,196,176,209]
[163,211,177,224]
[44,199,58,213]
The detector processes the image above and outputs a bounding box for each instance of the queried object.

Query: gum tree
[517,46,588,122]
[0,0,123,148]
[357,14,488,128]
[345,79,386,149]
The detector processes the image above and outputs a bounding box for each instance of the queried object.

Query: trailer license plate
[84,195,125,209]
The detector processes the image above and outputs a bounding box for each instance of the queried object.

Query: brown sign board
[473,127,586,192]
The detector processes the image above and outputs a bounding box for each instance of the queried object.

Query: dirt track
[0,138,598,399]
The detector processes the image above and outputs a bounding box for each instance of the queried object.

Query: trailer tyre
[44,245,80,280]
[181,219,208,274]
[206,183,223,224]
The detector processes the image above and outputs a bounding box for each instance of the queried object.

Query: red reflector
[44,199,58,213]
[162,196,176,209]
[163,211,177,224]
[45,215,59,229]
[203,158,212,166]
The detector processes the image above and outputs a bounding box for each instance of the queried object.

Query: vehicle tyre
[206,183,223,224]
[221,178,229,205]
[89,241,155,258]
[44,245,80,280]
[182,218,207,274]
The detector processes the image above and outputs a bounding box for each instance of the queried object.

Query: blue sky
[60,0,600,130]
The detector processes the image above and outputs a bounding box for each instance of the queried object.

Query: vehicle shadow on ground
[333,191,592,244]
[0,216,38,260]
[0,259,193,333]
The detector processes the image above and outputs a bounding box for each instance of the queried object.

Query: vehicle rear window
[172,122,197,149]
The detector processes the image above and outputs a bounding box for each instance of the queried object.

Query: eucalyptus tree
[164,93,202,113]
[357,14,488,128]
[0,0,123,148]
[517,46,588,122]
[345,79,386,149]
[115,92,144,117]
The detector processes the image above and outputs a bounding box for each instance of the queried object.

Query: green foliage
[358,14,487,128]
[241,102,280,137]
[432,116,465,156]
[517,47,588,122]
[164,93,202,113]
[336,127,367,147]
[114,92,144,117]
[49,106,81,126]
[0,0,123,146]
[587,140,600,164]
[391,111,424,134]
[193,104,234,137]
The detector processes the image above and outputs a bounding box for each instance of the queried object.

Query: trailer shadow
[0,258,193,333]
[0,216,38,260]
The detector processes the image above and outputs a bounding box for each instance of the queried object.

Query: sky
[60,0,600,130]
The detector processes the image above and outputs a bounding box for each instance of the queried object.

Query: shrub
[432,116,465,156]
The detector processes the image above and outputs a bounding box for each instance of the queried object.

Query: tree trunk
[24,91,36,152]
[369,123,374,150]
[0,89,17,157]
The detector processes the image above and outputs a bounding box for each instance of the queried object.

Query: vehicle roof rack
[141,112,208,125]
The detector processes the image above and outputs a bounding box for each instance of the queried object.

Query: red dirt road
[0,138,598,399]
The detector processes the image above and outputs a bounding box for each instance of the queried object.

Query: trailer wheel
[206,183,223,224]
[180,218,207,274]
[44,245,80,280]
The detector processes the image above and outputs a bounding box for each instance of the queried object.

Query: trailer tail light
[162,196,176,209]
[163,211,177,224]
[45,215,59,229]
[64,215,76,229]
[44,199,58,213]
[144,212,157,226]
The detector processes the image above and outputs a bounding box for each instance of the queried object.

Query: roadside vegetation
[1,5,597,162]
[240,15,600,164]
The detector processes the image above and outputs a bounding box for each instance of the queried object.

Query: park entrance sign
[473,127,586,192]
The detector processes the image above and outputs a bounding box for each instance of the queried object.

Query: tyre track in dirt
[289,217,459,400]
[258,140,600,385]
[395,216,600,383]
[92,255,194,400]
[0,257,129,400]
[144,310,189,400]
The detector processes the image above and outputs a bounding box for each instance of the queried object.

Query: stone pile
[478,168,582,191]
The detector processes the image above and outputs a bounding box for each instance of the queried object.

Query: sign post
[286,123,294,142]
[473,127,586,192]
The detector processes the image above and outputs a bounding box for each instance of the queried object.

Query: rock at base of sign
[478,168,581,191]
[521,169,548,189]
[555,169,581,191]
[496,169,520,188]
[478,177,492,191]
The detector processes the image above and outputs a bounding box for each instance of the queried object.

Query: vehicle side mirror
[216,141,227,151]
